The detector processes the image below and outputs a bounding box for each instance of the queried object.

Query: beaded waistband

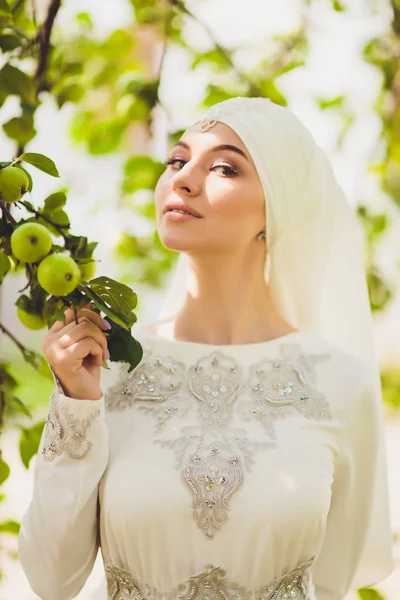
[104,555,315,600]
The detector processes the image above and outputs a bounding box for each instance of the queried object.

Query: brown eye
[212,164,238,177]
[164,158,186,169]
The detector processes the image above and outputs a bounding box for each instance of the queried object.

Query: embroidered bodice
[18,325,394,600]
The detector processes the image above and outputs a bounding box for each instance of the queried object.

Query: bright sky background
[1,1,400,598]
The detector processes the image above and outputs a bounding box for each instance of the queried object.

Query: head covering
[153,97,393,588]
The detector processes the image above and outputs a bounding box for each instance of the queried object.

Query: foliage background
[0,0,400,598]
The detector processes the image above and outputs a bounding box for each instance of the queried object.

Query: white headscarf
[155,97,393,588]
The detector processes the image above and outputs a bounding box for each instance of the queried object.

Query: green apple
[17,306,47,330]
[37,253,81,296]
[11,222,53,263]
[0,166,29,203]
[79,259,96,281]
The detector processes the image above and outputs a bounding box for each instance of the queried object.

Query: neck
[166,250,295,345]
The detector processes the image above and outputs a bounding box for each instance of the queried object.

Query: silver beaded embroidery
[105,351,190,433]
[195,97,272,132]
[103,555,315,600]
[104,343,331,539]
[41,392,100,461]
[156,424,273,539]
[242,344,332,424]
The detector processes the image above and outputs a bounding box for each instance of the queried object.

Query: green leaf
[0,455,10,486]
[0,33,21,52]
[317,95,345,110]
[0,520,20,535]
[0,250,11,280]
[9,394,32,419]
[2,114,36,144]
[107,320,143,373]
[37,209,70,237]
[43,191,67,214]
[17,152,60,177]
[87,120,125,155]
[121,156,165,194]
[78,276,138,330]
[191,49,231,70]
[0,63,36,105]
[19,421,45,469]
[0,0,12,29]
[75,11,93,30]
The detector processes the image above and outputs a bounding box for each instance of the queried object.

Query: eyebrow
[172,140,249,162]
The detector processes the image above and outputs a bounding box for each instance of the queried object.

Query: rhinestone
[253,384,261,391]
[211,373,220,381]
[203,385,211,392]
[273,362,282,368]
[230,367,237,373]
[169,382,176,389]
[256,368,264,375]
[147,385,155,392]
[279,383,293,396]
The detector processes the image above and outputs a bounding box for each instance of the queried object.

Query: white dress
[18,325,394,600]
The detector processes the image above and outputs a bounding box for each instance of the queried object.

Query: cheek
[207,178,263,221]
[154,173,169,212]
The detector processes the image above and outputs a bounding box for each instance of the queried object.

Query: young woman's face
[154,121,266,256]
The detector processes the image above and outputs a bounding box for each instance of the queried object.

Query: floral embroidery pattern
[103,554,315,600]
[105,342,331,539]
[241,344,332,426]
[42,393,100,461]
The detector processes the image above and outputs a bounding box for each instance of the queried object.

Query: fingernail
[106,349,110,360]
[102,319,112,330]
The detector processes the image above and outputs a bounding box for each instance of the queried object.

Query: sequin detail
[105,343,331,539]
[41,393,100,461]
[195,97,272,132]
[242,344,332,425]
[104,555,315,600]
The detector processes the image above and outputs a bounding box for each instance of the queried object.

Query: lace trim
[195,97,273,132]
[104,555,315,600]
[41,392,100,461]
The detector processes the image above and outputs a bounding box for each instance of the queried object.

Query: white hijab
[155,97,393,588]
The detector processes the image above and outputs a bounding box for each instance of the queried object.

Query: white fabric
[18,326,393,600]
[155,97,394,589]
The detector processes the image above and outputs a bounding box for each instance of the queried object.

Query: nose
[170,163,201,197]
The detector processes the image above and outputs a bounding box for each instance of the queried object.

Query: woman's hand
[42,302,111,400]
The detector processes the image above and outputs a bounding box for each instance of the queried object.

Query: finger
[64,337,104,365]
[51,305,108,334]
[58,319,108,357]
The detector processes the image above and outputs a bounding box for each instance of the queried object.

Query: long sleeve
[18,366,109,600]
[312,366,395,600]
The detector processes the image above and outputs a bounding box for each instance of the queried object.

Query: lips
[164,203,202,218]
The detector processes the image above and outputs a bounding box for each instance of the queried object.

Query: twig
[0,322,31,358]
[11,0,25,13]
[18,199,70,240]
[34,0,62,89]
[0,201,18,227]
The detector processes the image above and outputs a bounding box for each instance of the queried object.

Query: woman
[18,97,394,600]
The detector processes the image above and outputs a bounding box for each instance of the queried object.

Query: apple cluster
[1,165,96,330]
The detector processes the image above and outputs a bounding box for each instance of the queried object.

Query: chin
[158,231,199,252]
